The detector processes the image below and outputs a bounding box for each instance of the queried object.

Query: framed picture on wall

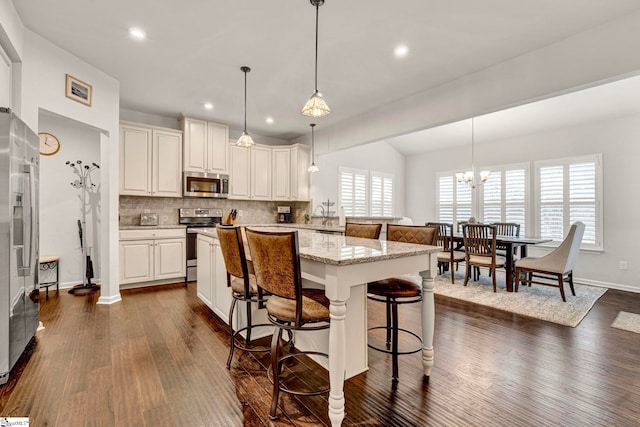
[65,74,92,106]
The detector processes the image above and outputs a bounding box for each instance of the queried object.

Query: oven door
[183,172,229,198]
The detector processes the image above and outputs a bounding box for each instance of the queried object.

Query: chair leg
[450,261,455,284]
[514,267,520,292]
[492,268,497,292]
[226,298,238,369]
[557,273,566,302]
[463,263,470,286]
[528,272,532,286]
[269,326,284,420]
[385,298,392,348]
[568,271,576,296]
[245,301,253,345]
[391,300,399,381]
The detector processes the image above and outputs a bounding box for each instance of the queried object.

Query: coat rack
[66,159,100,295]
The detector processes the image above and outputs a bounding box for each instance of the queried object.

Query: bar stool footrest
[367,326,422,355]
[267,351,330,396]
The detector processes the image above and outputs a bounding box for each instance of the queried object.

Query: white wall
[21,30,121,304]
[405,113,640,292]
[310,140,405,217]
[39,112,101,287]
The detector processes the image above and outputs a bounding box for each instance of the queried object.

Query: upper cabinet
[120,122,183,197]
[181,116,229,174]
[229,142,272,200]
[290,144,311,201]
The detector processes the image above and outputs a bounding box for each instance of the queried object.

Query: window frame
[479,162,530,236]
[338,167,395,218]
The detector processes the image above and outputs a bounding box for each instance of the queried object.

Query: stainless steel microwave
[183,172,229,198]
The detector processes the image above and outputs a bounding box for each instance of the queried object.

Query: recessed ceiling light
[204,102,214,110]
[265,117,274,124]
[128,27,146,41]
[394,44,409,58]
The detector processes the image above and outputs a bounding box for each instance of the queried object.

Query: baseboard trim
[574,277,640,294]
[97,293,122,305]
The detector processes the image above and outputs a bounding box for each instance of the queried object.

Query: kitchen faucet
[316,199,335,226]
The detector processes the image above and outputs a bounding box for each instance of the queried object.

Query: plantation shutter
[371,172,393,217]
[437,175,454,223]
[339,168,368,217]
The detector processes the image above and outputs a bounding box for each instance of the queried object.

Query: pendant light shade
[301,0,331,118]
[308,123,319,173]
[237,66,255,147]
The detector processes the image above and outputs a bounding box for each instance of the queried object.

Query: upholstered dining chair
[245,228,330,420]
[344,222,382,239]
[515,222,585,302]
[216,225,271,368]
[426,222,464,284]
[462,224,506,292]
[367,224,437,380]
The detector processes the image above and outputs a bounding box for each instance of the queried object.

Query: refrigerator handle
[18,164,35,276]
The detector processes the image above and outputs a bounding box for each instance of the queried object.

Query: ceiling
[13,0,640,142]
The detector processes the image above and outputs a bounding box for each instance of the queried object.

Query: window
[481,164,528,236]
[436,173,473,226]
[339,167,394,217]
[535,154,602,249]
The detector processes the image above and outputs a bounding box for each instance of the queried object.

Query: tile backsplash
[119,196,311,226]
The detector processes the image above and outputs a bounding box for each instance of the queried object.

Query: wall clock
[39,132,61,156]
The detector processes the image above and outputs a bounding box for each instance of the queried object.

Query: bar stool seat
[39,256,60,299]
[367,275,421,298]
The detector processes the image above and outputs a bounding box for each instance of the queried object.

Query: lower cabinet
[196,233,269,339]
[119,228,186,285]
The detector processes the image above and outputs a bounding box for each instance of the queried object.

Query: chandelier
[301,0,331,118]
[456,117,490,188]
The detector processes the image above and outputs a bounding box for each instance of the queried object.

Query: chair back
[387,224,437,245]
[462,224,497,260]
[426,222,453,252]
[216,225,251,292]
[245,228,302,302]
[492,222,520,237]
[547,222,585,273]
[344,222,382,239]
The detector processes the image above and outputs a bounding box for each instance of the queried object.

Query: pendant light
[308,123,319,173]
[236,66,255,147]
[301,0,331,118]
[456,117,490,189]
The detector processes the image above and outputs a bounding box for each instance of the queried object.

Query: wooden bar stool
[39,256,60,299]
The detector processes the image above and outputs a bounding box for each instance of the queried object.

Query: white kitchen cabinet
[196,234,214,307]
[229,143,272,200]
[181,116,229,174]
[291,144,311,201]
[250,145,272,200]
[120,122,183,197]
[119,228,186,285]
[271,148,291,201]
[212,241,231,320]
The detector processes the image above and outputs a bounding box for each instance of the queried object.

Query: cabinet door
[183,117,208,173]
[196,236,213,307]
[228,143,250,200]
[152,130,183,197]
[251,145,272,200]
[212,241,233,321]
[120,240,154,284]
[291,145,311,201]
[154,238,186,280]
[207,122,229,174]
[271,148,291,201]
[120,125,152,196]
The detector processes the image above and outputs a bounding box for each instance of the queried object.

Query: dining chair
[216,225,271,368]
[245,228,330,420]
[367,224,437,380]
[426,222,464,284]
[492,222,521,258]
[462,224,506,292]
[515,222,585,302]
[344,222,382,239]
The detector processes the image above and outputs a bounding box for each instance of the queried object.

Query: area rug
[433,272,607,327]
[611,311,640,334]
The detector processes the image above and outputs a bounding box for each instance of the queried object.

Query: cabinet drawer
[119,228,186,240]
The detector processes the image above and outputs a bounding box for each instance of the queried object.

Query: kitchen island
[195,226,439,427]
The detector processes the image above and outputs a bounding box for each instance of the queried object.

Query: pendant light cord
[471,117,474,167]
[314,2,319,92]
[311,123,316,162]
[244,70,248,131]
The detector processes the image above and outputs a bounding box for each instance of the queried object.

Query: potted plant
[303,213,310,224]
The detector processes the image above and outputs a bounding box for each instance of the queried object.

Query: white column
[419,253,438,376]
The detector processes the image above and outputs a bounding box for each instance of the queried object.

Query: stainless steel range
[179,208,223,282]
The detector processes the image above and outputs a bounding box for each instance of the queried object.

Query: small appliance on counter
[140,213,158,226]
[277,206,292,223]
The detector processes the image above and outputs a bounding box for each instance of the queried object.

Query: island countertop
[194,226,439,266]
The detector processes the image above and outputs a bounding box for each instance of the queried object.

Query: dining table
[452,232,551,291]
[246,227,441,427]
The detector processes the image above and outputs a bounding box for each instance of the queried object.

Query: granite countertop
[194,226,438,266]
[119,225,187,230]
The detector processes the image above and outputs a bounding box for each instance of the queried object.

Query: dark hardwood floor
[1,282,640,426]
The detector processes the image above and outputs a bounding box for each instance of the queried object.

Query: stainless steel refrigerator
[0,107,39,385]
